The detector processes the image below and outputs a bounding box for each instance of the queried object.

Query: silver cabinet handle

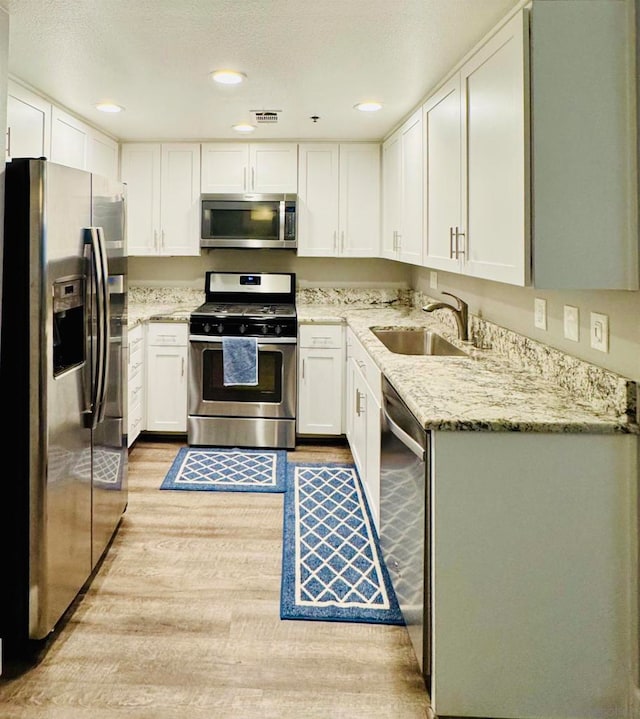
[251,167,255,190]
[6,126,10,157]
[181,357,185,377]
[302,358,305,379]
[161,229,165,250]
[154,229,158,251]
[455,227,466,258]
[333,230,338,252]
[243,166,247,191]
[341,231,345,252]
[449,226,455,259]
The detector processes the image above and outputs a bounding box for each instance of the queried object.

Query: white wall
[128,253,411,290]
[412,267,640,382]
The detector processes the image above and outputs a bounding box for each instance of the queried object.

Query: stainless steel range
[188,271,297,449]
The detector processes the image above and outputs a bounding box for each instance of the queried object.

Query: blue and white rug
[160,447,287,492]
[280,462,403,625]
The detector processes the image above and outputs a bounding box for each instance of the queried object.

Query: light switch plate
[429,271,438,289]
[590,312,609,352]
[534,298,547,330]
[563,305,579,342]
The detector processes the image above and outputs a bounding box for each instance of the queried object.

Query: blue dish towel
[222,336,258,386]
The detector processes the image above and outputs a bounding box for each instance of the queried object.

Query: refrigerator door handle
[95,227,111,424]
[83,227,109,428]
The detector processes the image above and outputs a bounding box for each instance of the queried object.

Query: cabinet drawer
[128,380,144,407]
[299,323,343,349]
[146,322,188,346]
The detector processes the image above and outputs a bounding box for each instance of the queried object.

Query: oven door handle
[189,334,297,345]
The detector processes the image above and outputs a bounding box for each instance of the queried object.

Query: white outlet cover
[429,271,438,289]
[590,312,609,352]
[534,298,547,330]
[563,305,579,342]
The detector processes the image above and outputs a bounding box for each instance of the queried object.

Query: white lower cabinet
[127,323,145,447]
[345,327,381,527]
[430,431,635,719]
[297,324,344,436]
[145,322,188,433]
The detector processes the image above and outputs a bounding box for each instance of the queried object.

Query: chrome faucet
[422,292,469,342]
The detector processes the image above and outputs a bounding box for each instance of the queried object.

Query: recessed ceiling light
[232,123,256,133]
[211,70,247,85]
[354,101,382,112]
[96,102,124,113]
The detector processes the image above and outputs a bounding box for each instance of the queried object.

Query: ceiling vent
[251,110,281,124]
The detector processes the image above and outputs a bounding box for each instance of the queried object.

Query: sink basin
[371,328,468,356]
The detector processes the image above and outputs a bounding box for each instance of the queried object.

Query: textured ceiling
[4,0,518,142]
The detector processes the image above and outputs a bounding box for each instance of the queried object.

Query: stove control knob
[275,325,282,336]
[262,325,269,335]
[239,324,247,334]
[217,323,224,334]
[203,322,211,334]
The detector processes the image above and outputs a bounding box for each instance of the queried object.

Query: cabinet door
[87,129,119,179]
[398,110,423,265]
[160,143,200,256]
[50,106,88,170]
[461,11,528,286]
[297,347,344,435]
[297,143,340,256]
[423,76,462,273]
[200,143,248,193]
[338,143,380,257]
[250,143,298,193]
[6,81,51,160]
[381,130,401,259]
[121,143,162,256]
[146,344,187,432]
[347,357,367,477]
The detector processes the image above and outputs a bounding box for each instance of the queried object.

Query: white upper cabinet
[461,11,529,286]
[121,143,200,256]
[421,1,636,289]
[87,129,119,179]
[297,143,380,257]
[50,106,89,171]
[200,142,298,193]
[423,76,462,273]
[422,13,528,286]
[381,108,423,265]
[6,80,51,160]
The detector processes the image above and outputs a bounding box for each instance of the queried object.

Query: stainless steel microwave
[200,193,297,250]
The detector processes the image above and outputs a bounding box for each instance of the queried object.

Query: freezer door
[40,162,94,639]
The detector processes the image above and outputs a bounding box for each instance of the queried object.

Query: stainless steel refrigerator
[0,158,128,661]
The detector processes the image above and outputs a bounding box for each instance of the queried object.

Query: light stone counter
[298,303,637,434]
[129,286,637,434]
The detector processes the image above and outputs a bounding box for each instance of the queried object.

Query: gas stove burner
[190,271,297,339]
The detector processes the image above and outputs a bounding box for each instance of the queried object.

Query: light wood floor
[0,438,432,719]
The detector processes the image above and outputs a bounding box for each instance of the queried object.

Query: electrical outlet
[429,271,438,289]
[563,305,579,342]
[534,298,547,330]
[590,312,609,352]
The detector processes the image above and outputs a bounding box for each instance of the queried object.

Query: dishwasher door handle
[383,407,425,461]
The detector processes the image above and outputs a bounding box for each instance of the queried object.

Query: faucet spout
[422,291,469,342]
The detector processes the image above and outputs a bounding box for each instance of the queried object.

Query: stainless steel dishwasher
[379,376,431,684]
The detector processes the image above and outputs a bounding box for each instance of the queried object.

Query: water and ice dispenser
[52,277,85,376]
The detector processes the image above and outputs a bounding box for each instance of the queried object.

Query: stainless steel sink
[371,327,468,356]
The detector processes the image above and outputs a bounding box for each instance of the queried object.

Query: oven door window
[202,347,282,403]
[203,201,279,241]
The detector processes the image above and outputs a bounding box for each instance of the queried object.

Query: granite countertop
[128,288,637,435]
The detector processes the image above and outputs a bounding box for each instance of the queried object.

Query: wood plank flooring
[0,438,432,719]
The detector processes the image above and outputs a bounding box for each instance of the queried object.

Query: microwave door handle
[95,227,111,423]
[279,200,285,242]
